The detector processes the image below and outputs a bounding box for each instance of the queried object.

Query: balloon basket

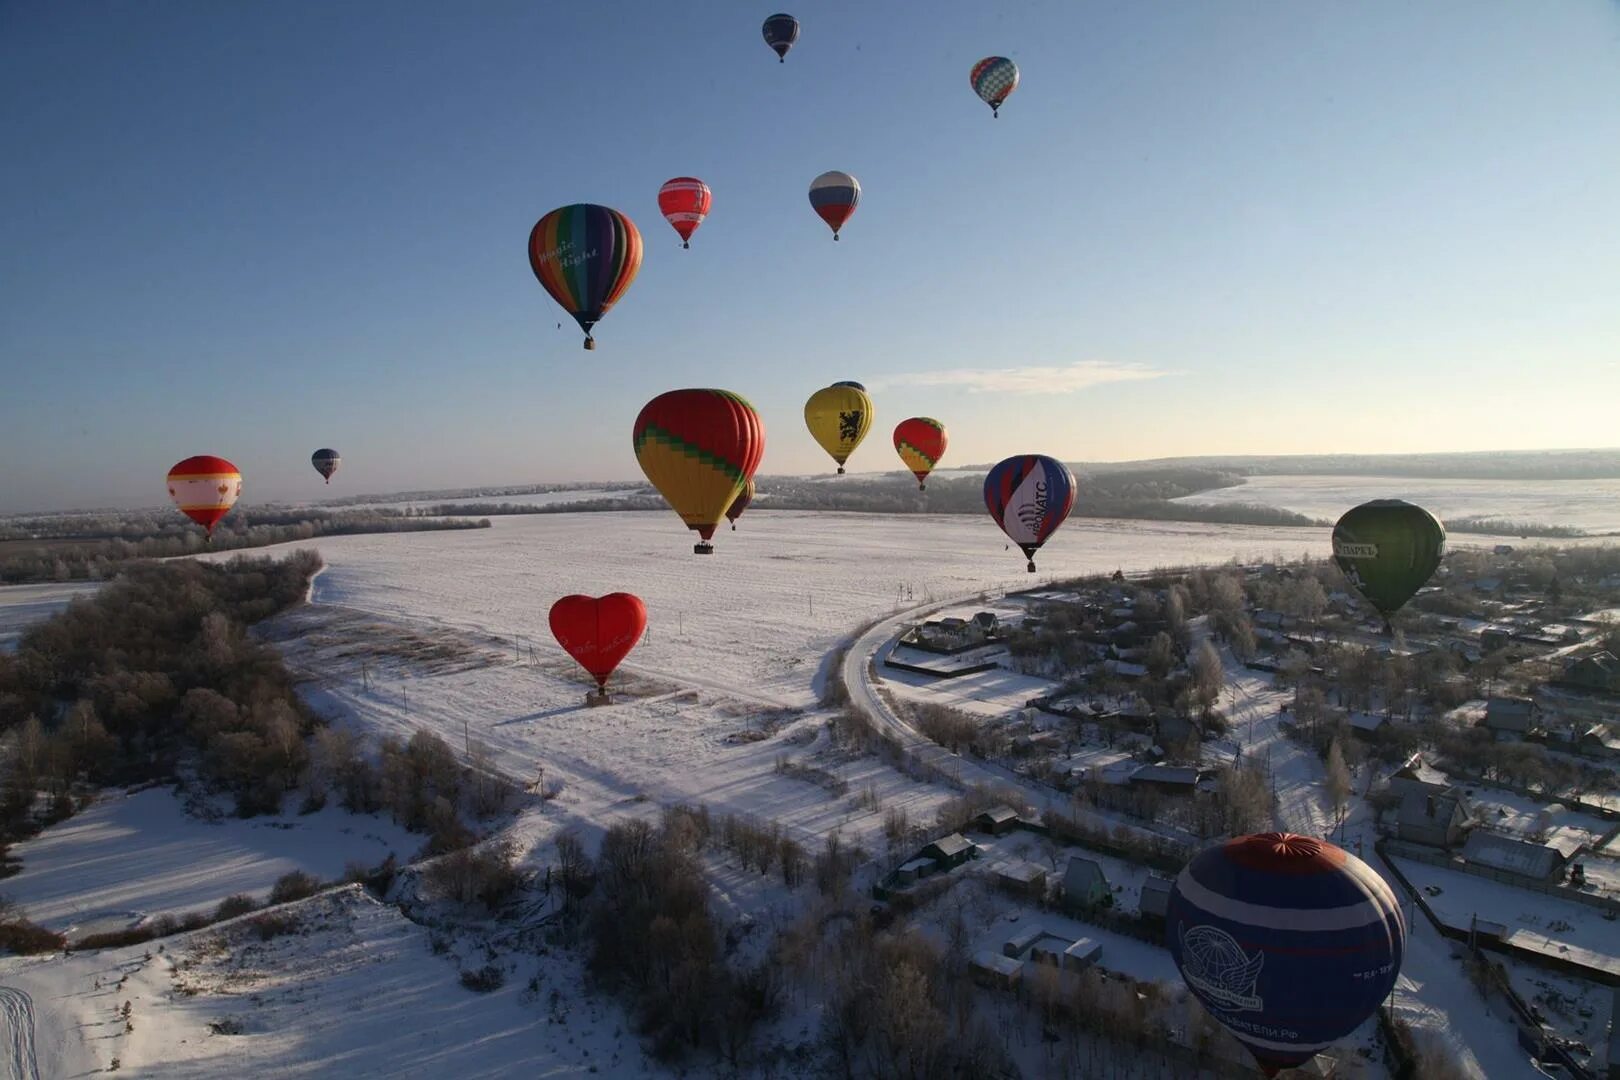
[918,482,926,491]
[682,241,689,249]
[583,337,595,351]
[694,542,714,555]
[836,466,845,475]
[1026,561,1036,573]
[585,690,612,708]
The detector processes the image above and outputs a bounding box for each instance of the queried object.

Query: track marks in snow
[0,987,39,1080]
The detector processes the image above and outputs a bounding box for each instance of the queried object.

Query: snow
[1456,787,1612,853]
[4,787,417,936]
[1174,474,1620,534]
[0,581,98,652]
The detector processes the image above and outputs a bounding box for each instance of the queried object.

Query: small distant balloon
[762,13,799,63]
[808,171,860,240]
[311,448,340,484]
[528,203,643,350]
[970,56,1020,118]
[167,455,242,539]
[983,454,1075,572]
[893,418,947,490]
[726,477,756,530]
[1331,499,1446,624]
[657,177,712,249]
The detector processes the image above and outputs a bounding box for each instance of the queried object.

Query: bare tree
[1325,738,1351,826]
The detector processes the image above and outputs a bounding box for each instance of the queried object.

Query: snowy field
[0,580,97,652]
[1174,474,1620,533]
[4,787,417,936]
[312,487,628,513]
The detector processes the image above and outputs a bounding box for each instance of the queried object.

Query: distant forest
[1042,448,1620,481]
[0,507,489,585]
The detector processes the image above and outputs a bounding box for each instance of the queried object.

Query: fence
[1382,838,1620,915]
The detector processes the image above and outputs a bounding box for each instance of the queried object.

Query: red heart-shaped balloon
[548,593,647,691]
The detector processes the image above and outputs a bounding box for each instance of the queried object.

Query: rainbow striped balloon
[527,204,643,350]
[1167,833,1406,1077]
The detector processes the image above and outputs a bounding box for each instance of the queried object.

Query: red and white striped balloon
[657,177,712,249]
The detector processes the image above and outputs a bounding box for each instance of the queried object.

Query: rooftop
[1461,831,1567,879]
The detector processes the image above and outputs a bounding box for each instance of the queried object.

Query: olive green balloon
[1331,499,1446,619]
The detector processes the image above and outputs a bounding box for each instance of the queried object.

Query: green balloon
[1331,499,1446,619]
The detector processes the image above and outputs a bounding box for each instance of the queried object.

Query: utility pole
[463,716,470,756]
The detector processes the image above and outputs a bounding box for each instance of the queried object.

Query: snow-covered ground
[1174,474,1620,534]
[5,787,417,937]
[0,580,97,652]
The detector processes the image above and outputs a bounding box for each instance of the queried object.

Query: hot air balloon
[1167,833,1405,1077]
[657,177,711,249]
[762,13,799,62]
[808,171,859,240]
[726,477,756,530]
[311,448,340,484]
[1331,500,1446,628]
[983,454,1075,572]
[528,203,643,350]
[634,389,765,554]
[805,383,873,474]
[970,56,1020,118]
[167,455,242,539]
[549,593,648,704]
[832,381,866,391]
[893,418,947,490]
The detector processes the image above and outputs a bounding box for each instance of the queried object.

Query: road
[0,987,39,1080]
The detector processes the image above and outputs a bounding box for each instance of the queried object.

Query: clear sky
[3,1,1618,511]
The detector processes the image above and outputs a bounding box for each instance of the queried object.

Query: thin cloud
[871,360,1169,395]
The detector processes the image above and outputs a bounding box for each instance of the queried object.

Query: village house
[1482,696,1539,739]
[994,860,1049,901]
[1565,651,1620,694]
[973,805,1020,836]
[1128,763,1201,794]
[922,833,978,871]
[1396,789,1472,849]
[1461,830,1573,884]
[1061,856,1110,912]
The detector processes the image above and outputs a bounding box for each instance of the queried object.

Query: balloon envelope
[983,455,1075,571]
[762,13,799,61]
[1331,500,1446,619]
[893,418,948,490]
[311,448,340,483]
[167,455,242,536]
[528,204,643,349]
[970,56,1020,115]
[726,477,756,528]
[657,177,712,248]
[549,593,647,691]
[1167,833,1405,1076]
[808,171,859,239]
[634,389,765,552]
[804,384,873,473]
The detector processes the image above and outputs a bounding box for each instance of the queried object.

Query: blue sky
[2,1,1617,511]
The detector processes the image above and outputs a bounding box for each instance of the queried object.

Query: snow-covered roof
[1130,763,1199,787]
[1348,712,1387,732]
[1461,831,1567,880]
[925,833,975,860]
[1062,856,1107,896]
[995,860,1047,885]
[977,805,1019,825]
[972,950,1024,978]
[1398,790,1466,829]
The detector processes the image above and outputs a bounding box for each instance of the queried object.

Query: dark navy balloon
[1167,833,1405,1077]
[762,13,799,62]
[311,448,341,484]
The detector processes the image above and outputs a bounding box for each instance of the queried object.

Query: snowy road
[0,987,39,1080]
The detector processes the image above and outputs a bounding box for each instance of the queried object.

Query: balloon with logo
[808,171,859,240]
[1331,500,1446,626]
[970,56,1020,118]
[983,454,1075,572]
[311,448,340,484]
[762,13,799,63]
[167,455,242,540]
[657,177,711,249]
[726,477,756,531]
[893,418,947,490]
[1167,833,1406,1077]
[805,382,873,474]
[528,203,644,350]
[634,389,765,554]
[549,593,647,703]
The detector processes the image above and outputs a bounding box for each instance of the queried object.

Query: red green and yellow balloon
[167,455,241,539]
[634,389,765,554]
[893,417,947,490]
[804,382,873,474]
[528,204,643,350]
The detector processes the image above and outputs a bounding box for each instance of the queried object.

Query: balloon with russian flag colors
[166,455,242,539]
[1167,833,1406,1077]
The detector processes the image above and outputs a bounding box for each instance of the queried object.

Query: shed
[1030,937,1069,967]
[971,950,1024,991]
[1462,831,1568,882]
[971,611,999,633]
[974,805,1020,835]
[922,833,977,870]
[1004,924,1043,959]
[994,860,1048,901]
[1063,937,1103,972]
[1138,877,1173,923]
[1128,763,1200,792]
[1061,856,1110,911]
[893,857,935,887]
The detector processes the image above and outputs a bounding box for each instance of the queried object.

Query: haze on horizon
[2,1,1617,513]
